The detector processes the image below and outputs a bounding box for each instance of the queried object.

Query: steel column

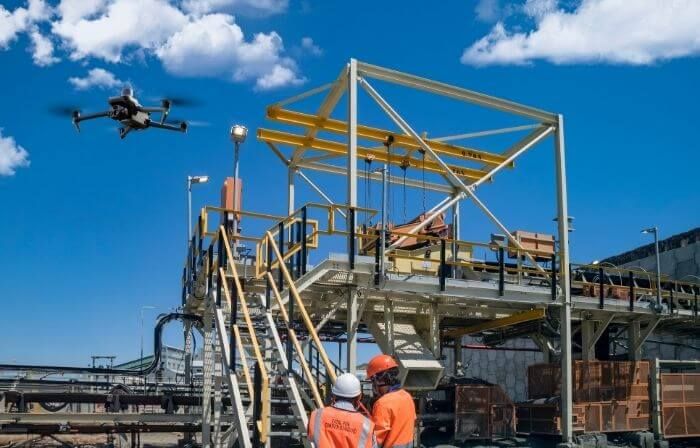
[554,115,573,444]
[346,288,358,374]
[451,202,460,279]
[347,59,358,264]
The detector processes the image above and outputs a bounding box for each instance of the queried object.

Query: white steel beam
[348,59,359,260]
[554,114,573,444]
[471,126,554,188]
[271,82,333,109]
[360,76,547,273]
[297,169,347,218]
[296,160,454,193]
[433,124,542,142]
[356,61,558,123]
[359,77,469,191]
[290,67,347,165]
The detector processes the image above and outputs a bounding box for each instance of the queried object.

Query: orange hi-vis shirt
[308,402,377,448]
[371,389,416,448]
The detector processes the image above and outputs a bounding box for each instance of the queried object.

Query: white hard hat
[331,373,362,398]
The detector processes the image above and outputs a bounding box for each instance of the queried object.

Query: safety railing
[197,225,270,445]
[220,227,270,444]
[357,227,557,297]
[570,263,700,314]
[263,230,339,387]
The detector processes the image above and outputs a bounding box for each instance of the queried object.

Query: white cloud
[255,64,304,90]
[475,0,502,23]
[181,0,288,16]
[52,0,188,62]
[300,37,322,56]
[56,0,107,23]
[0,0,51,49]
[462,0,700,66]
[156,13,304,89]
[68,68,124,90]
[523,0,557,19]
[0,0,305,90]
[30,29,59,66]
[0,129,30,176]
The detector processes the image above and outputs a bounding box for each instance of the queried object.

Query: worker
[366,355,416,448]
[308,373,377,448]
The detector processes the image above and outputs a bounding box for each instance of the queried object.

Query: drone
[70,87,188,139]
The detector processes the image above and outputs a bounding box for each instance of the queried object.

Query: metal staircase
[190,224,339,448]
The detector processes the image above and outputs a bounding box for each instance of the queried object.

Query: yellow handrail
[265,231,338,383]
[233,324,254,399]
[266,271,325,408]
[219,226,270,443]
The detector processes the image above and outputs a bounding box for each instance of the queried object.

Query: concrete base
[574,433,607,448]
[556,443,578,448]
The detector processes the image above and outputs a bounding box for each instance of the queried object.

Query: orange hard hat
[366,354,399,380]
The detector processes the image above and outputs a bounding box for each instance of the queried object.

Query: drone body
[72,87,187,139]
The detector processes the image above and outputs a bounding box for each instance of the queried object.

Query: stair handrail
[219,226,270,443]
[265,231,338,384]
[266,270,325,408]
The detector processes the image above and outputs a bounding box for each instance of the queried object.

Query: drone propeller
[72,110,81,132]
[48,105,80,116]
[166,96,201,107]
[168,117,208,128]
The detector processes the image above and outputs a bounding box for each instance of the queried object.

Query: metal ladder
[199,225,337,448]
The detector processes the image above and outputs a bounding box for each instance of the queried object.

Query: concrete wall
[443,333,699,403]
[443,337,544,402]
[642,333,700,361]
[618,241,700,280]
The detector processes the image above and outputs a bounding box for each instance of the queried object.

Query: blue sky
[0,0,698,366]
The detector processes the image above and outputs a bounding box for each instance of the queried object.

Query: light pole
[140,305,155,388]
[641,227,662,308]
[187,175,210,245]
[230,124,248,257]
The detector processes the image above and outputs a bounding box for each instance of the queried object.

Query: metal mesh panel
[661,373,700,438]
[455,384,515,440]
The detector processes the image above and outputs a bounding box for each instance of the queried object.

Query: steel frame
[260,58,575,442]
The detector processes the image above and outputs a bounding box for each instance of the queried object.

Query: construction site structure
[1,59,699,448]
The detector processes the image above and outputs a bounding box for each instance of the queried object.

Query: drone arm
[138,106,170,124]
[148,120,187,133]
[76,110,111,122]
[72,110,111,132]
[137,107,167,113]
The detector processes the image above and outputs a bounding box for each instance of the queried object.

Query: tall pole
[654,228,662,306]
[140,305,155,389]
[554,114,573,445]
[232,141,240,257]
[187,177,193,244]
[347,58,358,258]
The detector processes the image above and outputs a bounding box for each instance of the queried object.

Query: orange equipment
[366,355,399,380]
[308,405,376,448]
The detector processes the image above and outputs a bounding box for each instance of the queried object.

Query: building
[603,227,700,281]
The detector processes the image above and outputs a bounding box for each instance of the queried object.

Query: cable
[400,160,409,223]
[0,313,202,377]
[421,150,427,214]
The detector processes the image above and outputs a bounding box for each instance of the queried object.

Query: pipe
[0,313,202,376]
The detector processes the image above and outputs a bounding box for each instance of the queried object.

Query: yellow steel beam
[257,128,491,182]
[442,308,545,339]
[267,107,511,167]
